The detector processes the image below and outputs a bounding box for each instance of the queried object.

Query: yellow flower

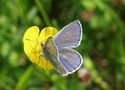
[23,26,58,70]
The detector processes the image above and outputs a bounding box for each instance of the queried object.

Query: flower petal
[38,27,58,43]
[23,26,40,44]
[23,26,58,70]
[23,26,40,63]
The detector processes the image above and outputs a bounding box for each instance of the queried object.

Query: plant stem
[35,0,51,26]
[16,65,34,90]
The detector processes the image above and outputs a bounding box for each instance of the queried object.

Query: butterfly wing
[58,47,83,74]
[43,37,68,75]
[53,20,82,48]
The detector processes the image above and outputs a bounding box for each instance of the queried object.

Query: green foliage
[0,0,125,90]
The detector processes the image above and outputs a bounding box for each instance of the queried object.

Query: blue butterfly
[42,20,83,76]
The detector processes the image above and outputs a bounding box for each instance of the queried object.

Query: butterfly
[42,20,83,76]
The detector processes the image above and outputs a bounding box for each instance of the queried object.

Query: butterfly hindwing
[58,47,83,74]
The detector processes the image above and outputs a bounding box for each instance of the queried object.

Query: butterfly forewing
[53,20,82,48]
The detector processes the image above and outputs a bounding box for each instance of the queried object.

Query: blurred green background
[0,0,125,90]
